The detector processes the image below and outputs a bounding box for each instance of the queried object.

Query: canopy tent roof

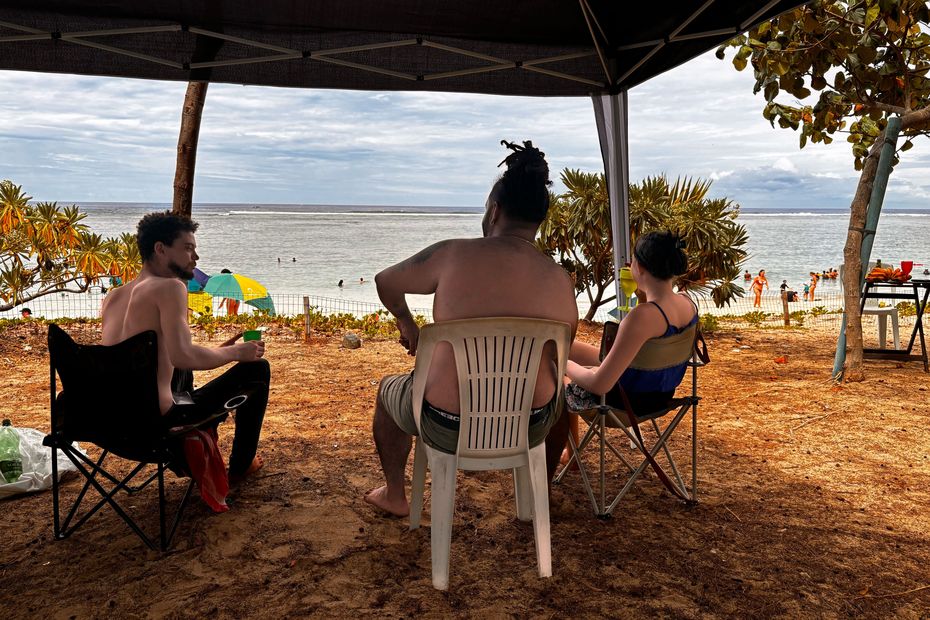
[0,1,806,97]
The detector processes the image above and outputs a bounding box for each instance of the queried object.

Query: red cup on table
[901,261,913,277]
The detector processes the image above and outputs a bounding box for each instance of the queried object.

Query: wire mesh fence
[4,289,921,344]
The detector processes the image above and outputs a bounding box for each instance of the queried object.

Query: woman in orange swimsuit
[808,271,819,301]
[751,270,768,307]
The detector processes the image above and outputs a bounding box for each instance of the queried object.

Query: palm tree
[0,180,30,235]
[0,184,136,311]
[539,171,749,319]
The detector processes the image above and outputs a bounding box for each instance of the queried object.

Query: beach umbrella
[245,295,276,316]
[187,268,211,292]
[187,291,213,316]
[204,272,268,302]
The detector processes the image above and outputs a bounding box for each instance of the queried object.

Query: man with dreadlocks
[365,140,578,517]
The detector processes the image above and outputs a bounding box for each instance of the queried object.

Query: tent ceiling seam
[0,18,605,87]
[578,0,612,84]
[669,0,717,40]
[741,0,784,30]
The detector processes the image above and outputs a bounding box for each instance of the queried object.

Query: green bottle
[0,419,23,484]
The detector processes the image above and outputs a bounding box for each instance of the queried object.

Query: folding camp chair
[408,317,571,590]
[43,324,228,551]
[554,319,709,517]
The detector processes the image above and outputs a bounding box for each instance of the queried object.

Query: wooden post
[782,290,790,326]
[303,296,311,341]
[172,81,209,217]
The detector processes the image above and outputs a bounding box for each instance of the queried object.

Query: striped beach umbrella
[203,272,268,302]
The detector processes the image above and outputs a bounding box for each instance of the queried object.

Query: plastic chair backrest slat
[412,318,570,460]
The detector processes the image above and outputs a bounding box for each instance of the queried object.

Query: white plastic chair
[840,263,901,349]
[407,317,571,590]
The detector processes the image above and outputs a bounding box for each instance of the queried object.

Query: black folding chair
[43,324,226,551]
[555,320,709,517]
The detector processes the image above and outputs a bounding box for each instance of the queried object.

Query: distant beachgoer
[780,280,788,293]
[751,270,768,307]
[292,257,296,262]
[20,307,32,319]
[338,279,344,287]
[924,269,930,276]
[803,282,810,299]
[808,271,819,301]
[743,270,752,281]
[360,277,365,284]
[220,268,240,316]
[277,257,281,263]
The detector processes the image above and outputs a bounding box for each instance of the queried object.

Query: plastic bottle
[0,419,23,484]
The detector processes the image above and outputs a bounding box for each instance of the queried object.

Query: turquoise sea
[6,203,930,319]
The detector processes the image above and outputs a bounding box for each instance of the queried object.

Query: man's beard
[169,261,194,281]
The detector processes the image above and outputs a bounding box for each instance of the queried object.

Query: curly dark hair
[136,211,199,262]
[490,139,552,224]
[633,231,688,280]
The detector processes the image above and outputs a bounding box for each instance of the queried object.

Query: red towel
[183,427,229,513]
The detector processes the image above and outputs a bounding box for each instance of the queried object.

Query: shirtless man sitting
[100,211,269,483]
[364,140,578,517]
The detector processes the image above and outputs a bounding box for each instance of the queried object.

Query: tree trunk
[173,81,209,217]
[840,138,883,382]
[584,281,606,321]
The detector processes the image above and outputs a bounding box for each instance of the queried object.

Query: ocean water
[8,203,930,318]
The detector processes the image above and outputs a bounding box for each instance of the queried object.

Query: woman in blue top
[565,231,697,435]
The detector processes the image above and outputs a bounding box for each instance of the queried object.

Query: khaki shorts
[379,372,563,455]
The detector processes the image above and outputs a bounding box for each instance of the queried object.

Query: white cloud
[0,49,929,209]
[772,158,798,173]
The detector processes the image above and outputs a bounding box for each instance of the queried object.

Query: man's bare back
[101,276,187,413]
[415,236,577,411]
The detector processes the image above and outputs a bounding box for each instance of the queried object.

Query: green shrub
[699,314,719,333]
[789,310,807,327]
[809,305,828,317]
[896,301,917,318]
[741,311,768,327]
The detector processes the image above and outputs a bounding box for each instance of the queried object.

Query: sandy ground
[1,321,929,619]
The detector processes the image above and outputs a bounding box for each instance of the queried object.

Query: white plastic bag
[0,427,85,499]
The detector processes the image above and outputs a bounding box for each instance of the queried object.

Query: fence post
[782,291,790,326]
[303,296,310,341]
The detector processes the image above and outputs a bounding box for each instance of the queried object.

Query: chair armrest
[165,410,229,437]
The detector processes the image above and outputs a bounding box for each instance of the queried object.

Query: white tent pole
[592,91,632,315]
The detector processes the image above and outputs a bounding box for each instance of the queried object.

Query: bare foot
[559,447,579,471]
[229,455,264,485]
[363,485,409,517]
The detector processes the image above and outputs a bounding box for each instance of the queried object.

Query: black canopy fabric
[0,1,806,97]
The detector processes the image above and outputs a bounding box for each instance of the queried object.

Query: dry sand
[1,321,929,618]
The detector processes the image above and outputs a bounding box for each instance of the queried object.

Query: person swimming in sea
[338,279,344,287]
[743,270,752,281]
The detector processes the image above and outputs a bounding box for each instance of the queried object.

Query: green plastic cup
[243,329,262,342]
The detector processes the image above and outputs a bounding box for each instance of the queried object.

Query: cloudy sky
[1,50,928,210]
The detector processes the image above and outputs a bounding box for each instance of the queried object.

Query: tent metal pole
[593,92,632,316]
[832,116,902,379]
